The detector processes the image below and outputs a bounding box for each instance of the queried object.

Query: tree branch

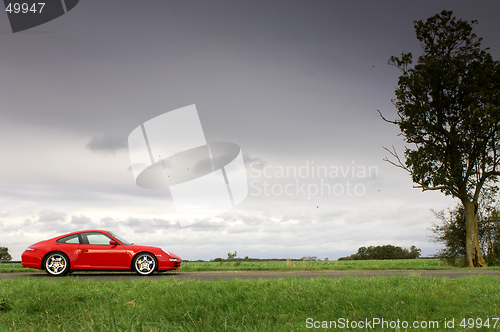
[377,110,398,125]
[382,146,410,172]
[383,146,461,197]
[413,184,460,197]
[473,170,500,203]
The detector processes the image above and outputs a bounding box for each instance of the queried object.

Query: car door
[78,232,127,268]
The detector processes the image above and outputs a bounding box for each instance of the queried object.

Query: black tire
[44,252,70,276]
[133,253,156,276]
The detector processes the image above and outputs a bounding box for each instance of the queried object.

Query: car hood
[125,244,160,251]
[125,245,181,259]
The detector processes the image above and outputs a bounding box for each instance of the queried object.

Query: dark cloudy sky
[1,1,499,260]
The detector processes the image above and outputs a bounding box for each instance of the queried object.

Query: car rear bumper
[21,251,42,269]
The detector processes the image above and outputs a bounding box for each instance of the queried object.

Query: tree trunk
[464,200,487,267]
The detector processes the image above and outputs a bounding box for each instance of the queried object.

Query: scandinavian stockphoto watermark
[3,0,80,33]
[128,105,248,227]
[305,317,498,329]
[306,317,444,329]
[249,161,378,199]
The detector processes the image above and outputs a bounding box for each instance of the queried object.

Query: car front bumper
[156,255,181,271]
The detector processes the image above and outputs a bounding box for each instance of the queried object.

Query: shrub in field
[227,251,237,261]
[0,247,12,262]
[300,256,318,261]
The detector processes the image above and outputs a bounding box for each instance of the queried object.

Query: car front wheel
[133,253,156,276]
[44,252,70,276]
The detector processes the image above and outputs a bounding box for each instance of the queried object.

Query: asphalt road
[1,269,499,281]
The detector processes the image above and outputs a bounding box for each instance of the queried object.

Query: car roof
[47,230,111,240]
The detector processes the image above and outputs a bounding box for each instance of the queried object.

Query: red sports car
[21,230,181,276]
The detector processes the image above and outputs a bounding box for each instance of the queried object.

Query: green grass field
[0,275,499,331]
[179,258,478,271]
[0,263,33,273]
[4,258,500,274]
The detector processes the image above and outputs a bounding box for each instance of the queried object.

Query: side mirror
[109,240,118,246]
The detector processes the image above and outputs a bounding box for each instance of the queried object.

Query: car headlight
[169,258,178,262]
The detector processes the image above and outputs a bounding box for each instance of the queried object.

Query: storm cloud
[86,133,128,153]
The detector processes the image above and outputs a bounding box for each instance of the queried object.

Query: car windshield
[107,231,132,245]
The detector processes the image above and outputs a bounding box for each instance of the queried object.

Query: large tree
[380,11,500,267]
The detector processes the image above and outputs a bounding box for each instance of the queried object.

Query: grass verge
[0,275,499,331]
[0,263,37,273]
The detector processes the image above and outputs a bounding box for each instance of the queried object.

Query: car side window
[85,233,113,245]
[56,234,80,244]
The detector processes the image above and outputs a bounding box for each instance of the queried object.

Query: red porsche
[21,230,181,276]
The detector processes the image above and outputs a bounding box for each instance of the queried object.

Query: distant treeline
[185,258,318,263]
[338,245,421,260]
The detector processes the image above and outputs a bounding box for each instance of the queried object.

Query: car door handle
[80,249,89,253]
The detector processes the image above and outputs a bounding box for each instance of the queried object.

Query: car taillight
[25,248,35,251]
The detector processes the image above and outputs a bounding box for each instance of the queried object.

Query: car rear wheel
[133,253,156,276]
[44,252,70,276]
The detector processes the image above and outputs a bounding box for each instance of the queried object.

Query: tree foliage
[431,192,500,266]
[381,10,500,267]
[431,206,466,263]
[338,245,421,261]
[0,247,12,262]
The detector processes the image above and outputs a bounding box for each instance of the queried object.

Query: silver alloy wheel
[45,253,69,276]
[134,253,156,275]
